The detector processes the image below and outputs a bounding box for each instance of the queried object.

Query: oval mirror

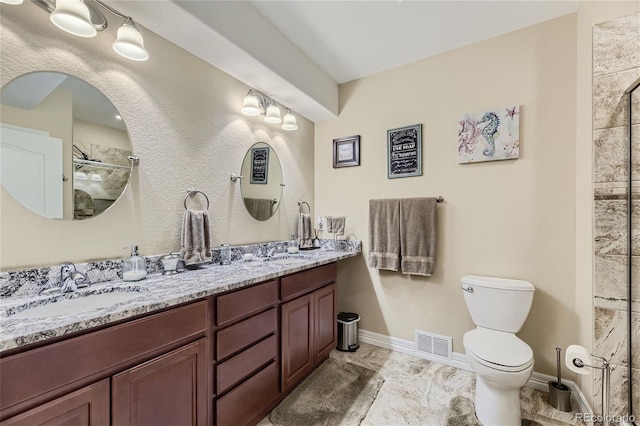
[0,71,133,220]
[240,142,283,221]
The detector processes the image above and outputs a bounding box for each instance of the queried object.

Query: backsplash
[0,239,361,298]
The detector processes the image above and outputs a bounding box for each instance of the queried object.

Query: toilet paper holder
[568,350,612,425]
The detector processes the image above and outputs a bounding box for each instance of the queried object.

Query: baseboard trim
[359,329,593,417]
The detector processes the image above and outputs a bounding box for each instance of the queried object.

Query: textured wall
[316,15,578,377]
[0,3,314,269]
[592,11,640,417]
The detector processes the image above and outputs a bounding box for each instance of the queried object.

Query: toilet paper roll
[565,344,591,375]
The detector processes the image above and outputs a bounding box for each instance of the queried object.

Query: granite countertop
[0,249,360,352]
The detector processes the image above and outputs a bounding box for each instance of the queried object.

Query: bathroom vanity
[0,249,358,426]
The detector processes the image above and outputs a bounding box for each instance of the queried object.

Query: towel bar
[184,187,210,210]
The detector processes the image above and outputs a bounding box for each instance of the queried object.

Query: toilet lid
[464,328,533,369]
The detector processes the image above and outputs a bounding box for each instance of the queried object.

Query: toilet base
[475,377,522,426]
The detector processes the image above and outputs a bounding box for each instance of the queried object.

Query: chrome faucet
[41,263,88,294]
[266,242,279,257]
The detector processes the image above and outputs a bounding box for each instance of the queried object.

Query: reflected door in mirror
[0,72,133,221]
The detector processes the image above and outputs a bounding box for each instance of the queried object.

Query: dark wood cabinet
[0,261,341,426]
[314,283,337,362]
[112,339,207,426]
[1,380,109,426]
[281,293,314,392]
[0,301,208,425]
[281,282,337,393]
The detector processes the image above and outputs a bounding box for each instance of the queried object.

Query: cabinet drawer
[280,262,337,301]
[217,335,277,395]
[216,362,278,426]
[0,301,207,415]
[216,308,276,360]
[216,280,278,327]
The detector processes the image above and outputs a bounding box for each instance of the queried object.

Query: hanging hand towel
[400,197,437,276]
[298,213,313,248]
[368,199,400,271]
[180,209,211,267]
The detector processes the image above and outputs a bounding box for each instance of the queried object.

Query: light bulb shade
[74,171,88,180]
[282,110,298,131]
[90,173,103,182]
[0,0,23,5]
[241,91,261,116]
[264,103,282,124]
[50,0,97,38]
[113,22,149,61]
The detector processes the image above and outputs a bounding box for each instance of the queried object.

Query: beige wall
[0,4,314,269]
[316,15,578,377]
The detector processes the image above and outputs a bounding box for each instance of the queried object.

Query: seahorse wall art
[457,105,520,164]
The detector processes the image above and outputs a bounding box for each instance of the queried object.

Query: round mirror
[240,142,283,221]
[0,71,133,220]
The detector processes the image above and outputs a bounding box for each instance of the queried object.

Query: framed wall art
[332,135,360,168]
[250,146,269,184]
[387,124,422,179]
[457,105,520,164]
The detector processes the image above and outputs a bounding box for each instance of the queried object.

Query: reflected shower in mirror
[0,72,134,220]
[239,142,283,221]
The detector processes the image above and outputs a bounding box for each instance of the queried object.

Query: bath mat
[445,396,544,426]
[269,359,384,426]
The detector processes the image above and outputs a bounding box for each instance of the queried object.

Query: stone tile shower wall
[593,12,640,417]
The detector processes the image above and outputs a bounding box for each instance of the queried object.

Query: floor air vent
[414,330,452,361]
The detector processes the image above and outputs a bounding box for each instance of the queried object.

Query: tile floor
[262,343,585,425]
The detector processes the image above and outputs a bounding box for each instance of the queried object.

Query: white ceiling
[114,0,581,122]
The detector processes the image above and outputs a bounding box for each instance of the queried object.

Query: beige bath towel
[368,199,400,271]
[400,197,437,276]
[298,213,313,248]
[180,209,211,267]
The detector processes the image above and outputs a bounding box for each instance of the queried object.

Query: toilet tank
[461,275,535,333]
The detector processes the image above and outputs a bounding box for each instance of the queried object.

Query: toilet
[461,275,535,426]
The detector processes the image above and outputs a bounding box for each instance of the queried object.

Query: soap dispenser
[123,245,147,281]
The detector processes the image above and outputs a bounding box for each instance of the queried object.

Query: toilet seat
[464,328,533,372]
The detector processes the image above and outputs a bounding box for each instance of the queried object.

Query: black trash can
[337,312,360,352]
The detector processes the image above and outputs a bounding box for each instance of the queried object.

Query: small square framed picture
[332,135,361,168]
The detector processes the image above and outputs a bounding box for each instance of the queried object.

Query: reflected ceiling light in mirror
[28,0,149,61]
[74,171,88,180]
[90,172,103,182]
[240,89,298,131]
[0,0,24,5]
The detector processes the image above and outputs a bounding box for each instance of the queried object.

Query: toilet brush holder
[548,382,572,412]
[548,347,572,412]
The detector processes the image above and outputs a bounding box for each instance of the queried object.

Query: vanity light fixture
[24,0,149,61]
[240,89,298,131]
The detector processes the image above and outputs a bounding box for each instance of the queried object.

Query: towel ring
[298,199,310,214]
[184,188,210,210]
